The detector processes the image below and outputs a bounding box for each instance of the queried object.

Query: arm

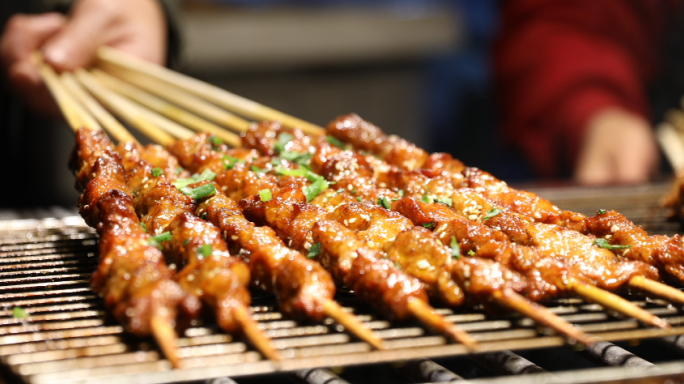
[494,0,666,183]
[0,0,167,116]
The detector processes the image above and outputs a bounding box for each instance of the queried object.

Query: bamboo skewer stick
[321,299,385,350]
[74,69,181,145]
[98,63,251,133]
[492,289,594,346]
[406,299,479,349]
[629,276,684,306]
[91,69,241,147]
[232,305,282,361]
[36,62,183,369]
[569,281,671,329]
[61,72,138,144]
[96,46,325,135]
[150,315,182,369]
[32,53,100,132]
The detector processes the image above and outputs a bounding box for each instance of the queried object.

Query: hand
[574,108,659,185]
[0,0,167,116]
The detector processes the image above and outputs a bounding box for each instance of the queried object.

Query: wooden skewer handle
[97,46,325,135]
[406,298,478,349]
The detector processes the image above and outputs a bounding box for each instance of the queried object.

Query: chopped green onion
[12,307,28,319]
[483,208,502,220]
[435,197,453,207]
[593,238,631,250]
[397,189,404,197]
[274,132,294,153]
[468,250,475,256]
[223,155,245,170]
[303,176,329,202]
[259,189,272,202]
[197,244,212,258]
[307,243,321,259]
[201,211,207,220]
[326,135,346,149]
[181,183,217,200]
[377,196,391,209]
[351,187,357,195]
[151,231,172,243]
[336,188,345,194]
[175,167,183,175]
[356,197,363,202]
[450,237,460,259]
[141,223,147,233]
[422,221,435,228]
[151,167,163,177]
[183,239,190,246]
[420,194,433,204]
[251,165,269,175]
[172,169,216,189]
[597,209,607,215]
[209,135,223,148]
[275,166,308,177]
[279,150,312,166]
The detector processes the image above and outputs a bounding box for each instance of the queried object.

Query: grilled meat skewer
[167,135,384,349]
[70,128,195,367]
[114,141,280,361]
[326,114,684,288]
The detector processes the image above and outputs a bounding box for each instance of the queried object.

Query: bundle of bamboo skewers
[37,47,684,369]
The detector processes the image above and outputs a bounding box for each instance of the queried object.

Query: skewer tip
[493,289,595,346]
[629,276,684,307]
[150,315,182,368]
[322,299,385,350]
[406,299,478,350]
[232,305,282,362]
[571,281,671,330]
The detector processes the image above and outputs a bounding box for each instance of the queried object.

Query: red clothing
[494,0,679,178]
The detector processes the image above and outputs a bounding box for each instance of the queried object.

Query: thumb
[42,0,115,72]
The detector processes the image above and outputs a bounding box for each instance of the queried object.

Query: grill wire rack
[3,184,684,384]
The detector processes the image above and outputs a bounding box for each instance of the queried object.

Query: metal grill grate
[1,183,684,384]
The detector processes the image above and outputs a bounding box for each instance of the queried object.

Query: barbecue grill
[0,183,684,384]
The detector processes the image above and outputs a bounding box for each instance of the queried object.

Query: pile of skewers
[37,48,684,369]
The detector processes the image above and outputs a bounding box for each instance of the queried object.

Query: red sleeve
[494,0,674,178]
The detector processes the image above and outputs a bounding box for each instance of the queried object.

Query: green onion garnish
[279,150,312,167]
[175,167,183,175]
[435,197,453,207]
[307,243,321,259]
[141,223,147,233]
[483,208,502,220]
[197,244,212,258]
[183,239,190,246]
[274,132,294,153]
[422,221,435,228]
[151,167,163,177]
[377,196,391,209]
[209,135,223,148]
[259,189,272,202]
[397,189,404,197]
[181,183,217,200]
[593,238,631,250]
[326,135,346,149]
[275,166,308,177]
[450,237,460,259]
[468,250,475,256]
[420,194,433,204]
[597,209,607,215]
[12,306,28,319]
[172,169,216,189]
[223,155,245,170]
[151,231,172,243]
[251,165,269,175]
[356,197,363,202]
[303,176,330,202]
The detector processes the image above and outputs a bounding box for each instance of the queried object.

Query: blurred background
[3,0,684,210]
